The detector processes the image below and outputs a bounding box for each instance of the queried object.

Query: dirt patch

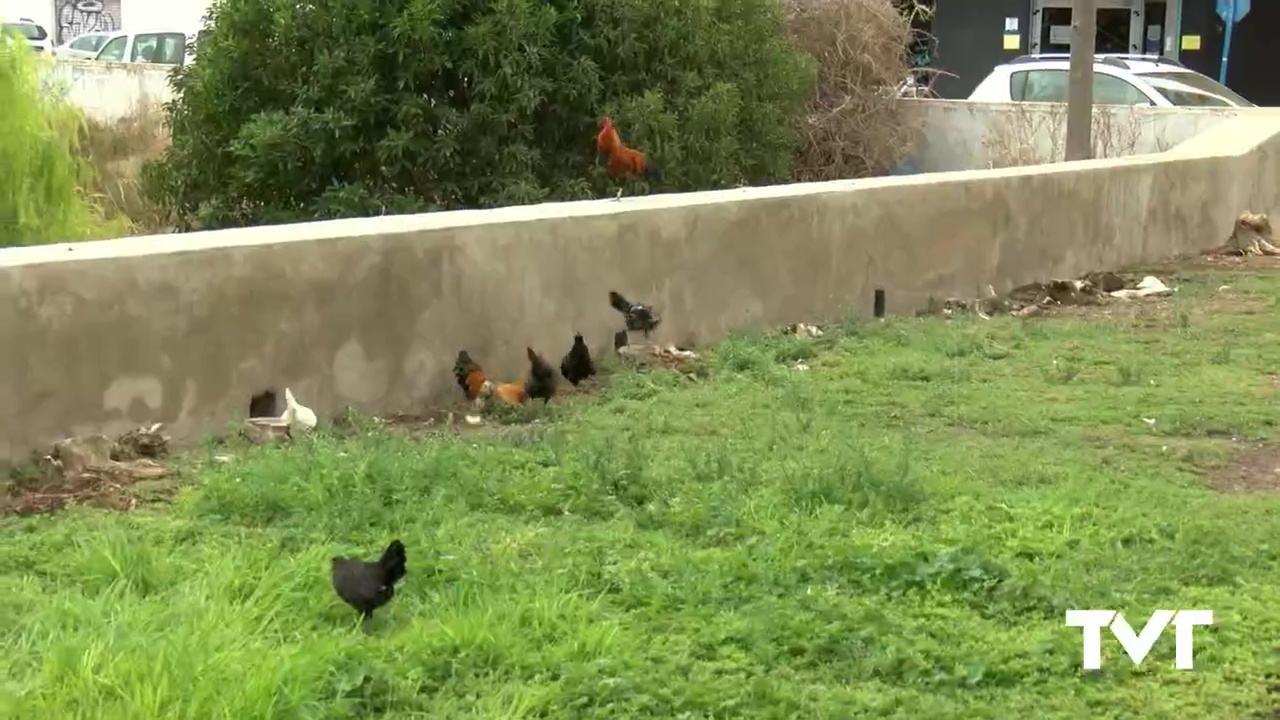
[2,425,178,517]
[1203,442,1280,494]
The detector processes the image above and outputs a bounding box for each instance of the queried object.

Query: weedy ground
[3,255,1280,719]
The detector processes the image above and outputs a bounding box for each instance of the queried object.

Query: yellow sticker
[1003,33,1020,50]
[1181,35,1201,50]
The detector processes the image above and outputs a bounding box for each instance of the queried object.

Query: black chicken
[609,290,661,338]
[525,347,557,404]
[613,329,629,350]
[330,539,407,634]
[559,333,597,386]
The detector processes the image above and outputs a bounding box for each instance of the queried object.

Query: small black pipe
[873,288,886,319]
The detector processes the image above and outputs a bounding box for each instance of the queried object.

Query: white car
[968,54,1255,109]
[53,31,112,60]
[91,29,192,66]
[1,18,51,53]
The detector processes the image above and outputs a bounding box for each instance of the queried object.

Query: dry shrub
[980,102,1161,169]
[785,0,929,181]
[79,103,172,235]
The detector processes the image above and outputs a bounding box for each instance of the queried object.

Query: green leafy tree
[145,0,816,229]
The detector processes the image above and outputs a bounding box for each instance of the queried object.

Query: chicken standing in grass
[525,347,557,404]
[454,347,556,406]
[331,539,407,634]
[609,290,661,338]
[281,387,317,433]
[559,333,597,387]
[453,350,488,401]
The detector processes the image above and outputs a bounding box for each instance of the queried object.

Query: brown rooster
[454,347,557,406]
[596,117,660,186]
[453,350,487,401]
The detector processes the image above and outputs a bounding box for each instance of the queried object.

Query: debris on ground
[3,424,176,516]
[1203,211,1280,257]
[782,322,824,339]
[240,418,294,445]
[1110,276,1173,300]
[617,343,701,374]
[918,270,1175,320]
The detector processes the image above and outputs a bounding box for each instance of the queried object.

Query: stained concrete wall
[902,99,1280,173]
[1,115,1279,463]
[41,58,173,123]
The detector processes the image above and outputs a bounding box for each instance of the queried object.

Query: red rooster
[596,117,660,194]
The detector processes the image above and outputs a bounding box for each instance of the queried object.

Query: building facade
[926,0,1275,106]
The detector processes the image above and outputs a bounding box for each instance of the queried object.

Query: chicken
[596,117,660,184]
[330,539,408,634]
[453,350,487,401]
[485,380,528,405]
[525,347,557,404]
[614,329,629,350]
[281,387,317,433]
[455,348,548,406]
[559,333,597,387]
[609,290,661,338]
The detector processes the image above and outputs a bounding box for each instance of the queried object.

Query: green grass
[4,260,1280,718]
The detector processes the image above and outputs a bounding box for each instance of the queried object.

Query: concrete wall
[41,58,172,123]
[902,99,1280,173]
[1,115,1279,463]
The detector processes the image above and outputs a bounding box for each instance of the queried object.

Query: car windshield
[1140,71,1254,107]
[2,22,47,41]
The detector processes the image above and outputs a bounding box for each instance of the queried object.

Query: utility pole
[1064,0,1097,161]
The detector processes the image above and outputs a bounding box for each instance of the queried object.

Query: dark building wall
[932,0,1029,99]
[1177,0,1226,85]
[1179,0,1277,106]
[1221,1,1279,105]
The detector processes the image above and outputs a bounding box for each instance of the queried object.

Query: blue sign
[1216,0,1250,23]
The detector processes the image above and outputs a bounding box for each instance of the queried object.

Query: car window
[97,35,127,61]
[1141,71,1253,107]
[2,22,47,41]
[1144,79,1234,108]
[1010,68,1153,105]
[132,32,186,64]
[1011,69,1068,102]
[71,34,106,51]
[1092,74,1150,105]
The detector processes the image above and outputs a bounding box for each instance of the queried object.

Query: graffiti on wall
[54,0,121,46]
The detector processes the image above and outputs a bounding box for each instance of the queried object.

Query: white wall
[2,0,55,31]
[42,57,172,122]
[4,0,212,41]
[124,0,211,33]
[900,99,1280,173]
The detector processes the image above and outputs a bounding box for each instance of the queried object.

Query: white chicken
[281,387,317,433]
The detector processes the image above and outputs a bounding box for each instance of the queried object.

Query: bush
[145,0,817,230]
[785,0,925,181]
[80,105,172,235]
[0,36,126,246]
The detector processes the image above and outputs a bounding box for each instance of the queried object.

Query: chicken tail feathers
[609,291,631,315]
[644,161,661,181]
[379,539,407,586]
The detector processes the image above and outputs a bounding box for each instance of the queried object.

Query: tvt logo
[1065,609,1213,670]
